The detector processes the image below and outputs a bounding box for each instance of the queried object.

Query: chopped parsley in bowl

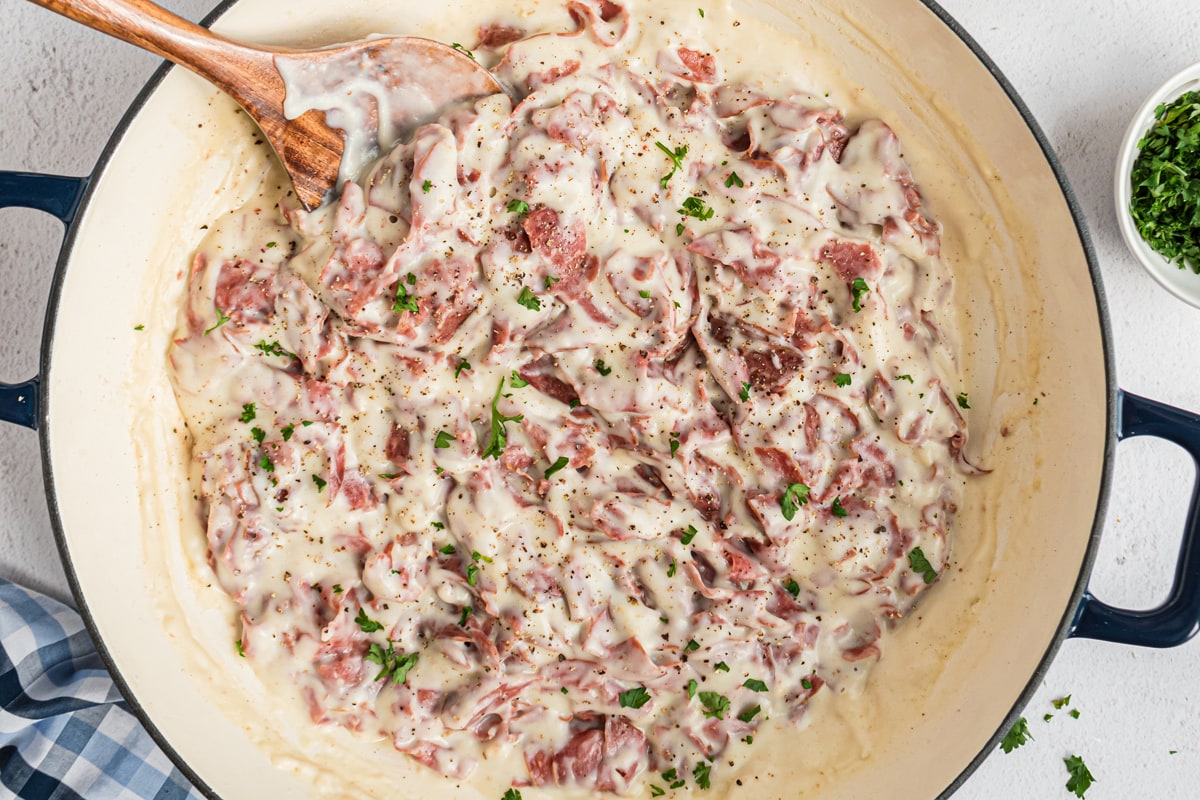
[1116,62,1200,308]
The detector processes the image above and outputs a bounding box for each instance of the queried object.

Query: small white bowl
[1114,62,1200,309]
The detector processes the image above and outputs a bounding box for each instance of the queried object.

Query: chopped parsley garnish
[332,584,343,593]
[501,790,523,800]
[831,496,848,517]
[265,241,277,248]
[908,546,938,584]
[780,482,810,520]
[1130,90,1200,272]
[235,639,245,657]
[1052,695,1072,710]
[739,381,751,402]
[516,286,541,310]
[258,454,274,472]
[684,640,700,652]
[254,340,293,358]
[714,661,730,672]
[650,786,665,798]
[205,306,231,335]
[422,179,432,193]
[434,430,455,449]
[393,273,419,314]
[1000,716,1033,753]
[851,277,870,312]
[355,608,384,633]
[698,7,705,17]
[669,431,681,457]
[737,704,761,722]
[618,687,652,709]
[693,761,712,790]
[679,196,716,223]
[279,424,295,443]
[455,359,471,378]
[743,678,768,693]
[639,289,652,298]
[507,199,531,216]
[509,370,529,388]
[594,359,613,376]
[429,520,443,529]
[365,642,418,684]
[459,606,472,626]
[544,456,570,478]
[450,42,475,60]
[312,474,327,492]
[439,543,456,555]
[133,324,144,331]
[801,678,813,690]
[784,578,801,597]
[1064,755,1096,797]
[957,392,971,409]
[655,141,688,188]
[479,377,524,459]
[545,275,560,290]
[687,679,698,698]
[681,524,698,545]
[698,691,730,720]
[251,427,266,444]
[1070,709,1081,719]
[667,559,677,577]
[240,403,256,423]
[896,373,915,383]
[724,171,743,188]
[834,372,852,387]
[472,550,493,564]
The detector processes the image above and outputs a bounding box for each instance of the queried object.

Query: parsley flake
[739,381,751,402]
[693,761,712,790]
[251,426,265,444]
[393,273,419,314]
[355,608,384,633]
[687,678,698,698]
[434,430,455,449]
[667,559,677,578]
[724,171,743,188]
[1064,755,1096,797]
[240,403,256,423]
[698,691,730,720]
[439,543,456,555]
[459,607,472,626]
[618,687,652,709]
[507,199,531,216]
[743,678,768,692]
[516,286,541,311]
[908,546,938,584]
[422,179,432,193]
[679,196,715,223]
[684,640,700,652]
[450,42,475,60]
[204,306,231,335]
[650,786,665,798]
[365,642,418,684]
[681,524,698,545]
[235,639,245,657]
[780,482,810,520]
[785,578,801,597]
[502,790,523,800]
[957,392,971,409]
[669,431,681,457]
[831,496,848,517]
[737,704,761,722]
[258,454,274,472]
[479,377,524,460]
[455,359,471,378]
[896,373,915,383]
[1052,695,1072,710]
[280,423,295,441]
[851,277,870,312]
[655,141,688,188]
[312,474,327,492]
[509,370,529,388]
[332,584,343,594]
[639,289,652,298]
[714,661,730,672]
[545,456,570,478]
[1000,716,1033,753]
[834,372,852,387]
[254,340,293,358]
[594,359,613,376]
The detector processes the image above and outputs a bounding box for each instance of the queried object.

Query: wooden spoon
[30,0,506,209]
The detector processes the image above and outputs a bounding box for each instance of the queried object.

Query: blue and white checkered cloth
[0,579,204,799]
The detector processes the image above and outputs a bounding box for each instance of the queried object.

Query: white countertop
[2,1,1198,797]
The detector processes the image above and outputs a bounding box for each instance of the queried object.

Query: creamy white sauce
[168,0,976,794]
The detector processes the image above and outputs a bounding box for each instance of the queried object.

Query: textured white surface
[1,0,1198,797]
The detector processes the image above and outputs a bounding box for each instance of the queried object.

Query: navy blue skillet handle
[1070,390,1200,647]
[0,172,89,430]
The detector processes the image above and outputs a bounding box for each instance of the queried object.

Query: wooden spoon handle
[27,0,280,111]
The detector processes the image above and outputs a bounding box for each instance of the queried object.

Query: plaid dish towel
[0,579,204,799]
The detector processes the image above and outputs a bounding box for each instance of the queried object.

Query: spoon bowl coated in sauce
[27,0,507,209]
